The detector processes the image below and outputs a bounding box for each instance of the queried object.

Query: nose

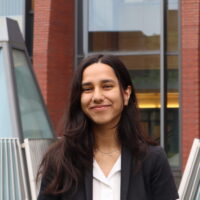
[92,88,104,103]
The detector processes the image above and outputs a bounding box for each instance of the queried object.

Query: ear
[123,85,132,106]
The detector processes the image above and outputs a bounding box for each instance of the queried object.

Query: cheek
[111,90,124,105]
[80,95,85,109]
[81,94,90,109]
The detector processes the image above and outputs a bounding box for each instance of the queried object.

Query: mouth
[89,105,111,110]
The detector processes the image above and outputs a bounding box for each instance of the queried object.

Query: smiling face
[81,63,131,128]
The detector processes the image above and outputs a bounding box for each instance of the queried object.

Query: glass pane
[167,55,179,167]
[141,109,160,142]
[119,55,160,93]
[119,55,161,143]
[195,181,200,200]
[12,49,53,139]
[167,0,178,51]
[32,0,34,10]
[0,49,14,137]
[89,0,161,51]
[167,56,178,105]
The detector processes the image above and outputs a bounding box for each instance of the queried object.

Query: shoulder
[144,145,166,161]
[141,145,179,199]
[141,145,169,172]
[147,145,165,155]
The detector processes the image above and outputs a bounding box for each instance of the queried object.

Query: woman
[37,54,179,200]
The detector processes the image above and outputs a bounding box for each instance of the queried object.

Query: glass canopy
[12,49,53,138]
[0,18,54,139]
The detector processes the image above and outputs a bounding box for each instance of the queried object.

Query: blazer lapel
[83,147,133,200]
[84,169,93,200]
[120,147,132,200]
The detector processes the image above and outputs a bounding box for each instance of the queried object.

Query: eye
[82,87,93,93]
[103,84,113,89]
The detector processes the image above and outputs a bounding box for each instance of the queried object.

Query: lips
[89,105,111,110]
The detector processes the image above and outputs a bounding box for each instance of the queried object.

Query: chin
[93,120,109,125]
[92,119,119,128]
[89,115,120,127]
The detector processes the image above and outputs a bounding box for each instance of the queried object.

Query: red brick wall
[181,0,200,170]
[33,0,75,134]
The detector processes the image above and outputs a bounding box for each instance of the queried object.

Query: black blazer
[38,146,179,200]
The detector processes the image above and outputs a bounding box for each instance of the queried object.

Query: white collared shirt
[93,156,121,200]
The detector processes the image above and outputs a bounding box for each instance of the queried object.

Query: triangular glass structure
[0,17,54,140]
[0,17,55,200]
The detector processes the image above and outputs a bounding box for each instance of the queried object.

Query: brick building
[31,0,200,174]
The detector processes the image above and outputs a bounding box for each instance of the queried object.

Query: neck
[93,124,121,152]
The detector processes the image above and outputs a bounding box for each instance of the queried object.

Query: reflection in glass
[167,56,178,106]
[141,109,160,143]
[119,55,160,93]
[31,0,34,10]
[89,0,161,51]
[0,49,14,137]
[12,49,53,139]
[167,56,179,167]
[167,0,178,51]
[119,55,161,143]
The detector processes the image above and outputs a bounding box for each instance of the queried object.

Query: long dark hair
[37,54,154,195]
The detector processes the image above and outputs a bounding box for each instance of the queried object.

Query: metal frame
[178,0,182,171]
[86,50,178,56]
[25,0,34,56]
[75,0,84,68]
[166,0,181,170]
[160,0,167,149]
[22,0,26,37]
[83,0,89,57]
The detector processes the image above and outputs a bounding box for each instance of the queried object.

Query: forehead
[82,63,118,83]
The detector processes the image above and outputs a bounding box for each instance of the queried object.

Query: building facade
[31,0,200,174]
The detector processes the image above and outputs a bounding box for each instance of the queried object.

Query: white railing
[178,138,200,200]
[0,138,29,200]
[1,137,199,200]
[24,138,55,200]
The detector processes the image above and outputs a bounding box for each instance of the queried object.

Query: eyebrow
[81,79,115,86]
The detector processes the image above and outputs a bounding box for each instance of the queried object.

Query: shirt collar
[93,155,121,183]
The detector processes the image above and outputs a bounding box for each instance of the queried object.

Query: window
[88,0,160,52]
[77,0,180,167]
